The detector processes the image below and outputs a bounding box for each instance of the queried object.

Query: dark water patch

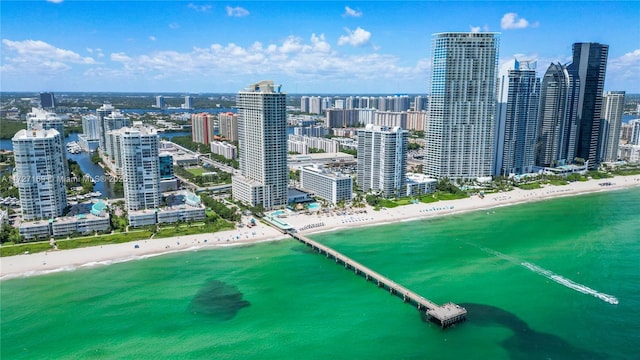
[188,280,249,320]
[450,303,606,359]
[290,243,317,254]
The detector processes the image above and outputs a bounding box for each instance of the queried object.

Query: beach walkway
[287,230,467,328]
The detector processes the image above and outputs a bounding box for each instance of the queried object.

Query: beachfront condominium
[567,42,609,168]
[116,127,161,212]
[232,81,288,209]
[39,92,56,109]
[191,113,216,145]
[183,96,193,109]
[599,91,625,162]
[536,62,579,167]
[495,59,541,176]
[357,124,408,198]
[424,32,499,180]
[300,165,353,204]
[12,128,68,220]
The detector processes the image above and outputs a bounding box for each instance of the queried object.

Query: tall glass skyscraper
[495,59,540,176]
[424,32,499,179]
[567,42,609,168]
[232,81,288,209]
[536,63,580,168]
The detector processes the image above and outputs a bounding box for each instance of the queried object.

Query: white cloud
[226,6,249,17]
[149,36,157,41]
[169,22,180,29]
[2,39,96,64]
[343,6,362,17]
[338,27,372,47]
[470,24,490,33]
[92,33,424,86]
[1,39,96,77]
[501,13,537,30]
[607,49,640,85]
[46,0,64,3]
[188,3,212,12]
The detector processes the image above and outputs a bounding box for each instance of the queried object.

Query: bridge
[288,230,466,328]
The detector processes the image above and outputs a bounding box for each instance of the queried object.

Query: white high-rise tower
[232,81,288,209]
[12,128,68,220]
[424,32,499,179]
[600,91,625,162]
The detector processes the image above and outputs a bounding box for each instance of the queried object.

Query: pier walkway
[288,231,466,328]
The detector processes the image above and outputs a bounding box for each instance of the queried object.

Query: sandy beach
[2,175,639,280]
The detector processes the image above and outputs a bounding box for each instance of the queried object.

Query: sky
[1,1,639,94]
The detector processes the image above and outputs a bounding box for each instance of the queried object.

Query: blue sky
[1,1,639,94]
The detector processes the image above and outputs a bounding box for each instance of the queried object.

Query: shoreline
[2,175,639,281]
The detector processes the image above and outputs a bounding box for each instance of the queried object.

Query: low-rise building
[300,164,353,204]
[19,221,51,240]
[406,173,437,197]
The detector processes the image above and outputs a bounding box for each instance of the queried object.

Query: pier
[288,231,466,328]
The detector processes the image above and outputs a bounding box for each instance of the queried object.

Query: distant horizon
[1,1,638,93]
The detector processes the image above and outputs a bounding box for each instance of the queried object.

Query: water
[1,188,639,359]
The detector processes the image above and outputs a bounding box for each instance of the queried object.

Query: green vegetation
[171,136,211,154]
[289,169,300,181]
[0,172,19,198]
[186,167,206,176]
[64,125,83,136]
[175,166,232,186]
[210,153,239,169]
[408,142,422,150]
[340,148,357,157]
[516,183,542,190]
[200,194,241,222]
[0,223,20,243]
[432,191,468,200]
[308,147,326,154]
[0,230,153,257]
[90,151,101,164]
[0,120,26,139]
[436,178,468,198]
[155,218,234,239]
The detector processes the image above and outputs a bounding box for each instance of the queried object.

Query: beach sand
[2,175,639,280]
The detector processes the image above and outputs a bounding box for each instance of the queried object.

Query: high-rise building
[96,103,114,152]
[116,127,161,212]
[39,92,56,109]
[78,114,101,151]
[12,128,68,220]
[159,152,174,179]
[155,95,165,109]
[536,63,579,167]
[218,112,238,142]
[600,91,625,162]
[567,42,609,168]
[300,96,310,113]
[191,113,216,145]
[183,96,193,109]
[26,107,64,136]
[495,59,541,175]
[414,96,428,111]
[357,124,408,198]
[103,110,131,162]
[628,119,640,145]
[424,32,499,179]
[232,81,288,209]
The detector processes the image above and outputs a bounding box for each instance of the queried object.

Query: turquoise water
[2,188,639,359]
[308,202,321,210]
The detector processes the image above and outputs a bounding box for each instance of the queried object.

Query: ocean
[1,187,639,359]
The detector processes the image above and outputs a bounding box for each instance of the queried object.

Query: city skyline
[1,1,639,94]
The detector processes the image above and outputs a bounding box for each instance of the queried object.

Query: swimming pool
[308,202,321,211]
[270,210,287,216]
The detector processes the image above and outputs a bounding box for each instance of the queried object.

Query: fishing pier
[288,231,466,328]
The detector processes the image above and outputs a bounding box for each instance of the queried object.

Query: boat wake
[472,244,618,305]
[521,262,619,305]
